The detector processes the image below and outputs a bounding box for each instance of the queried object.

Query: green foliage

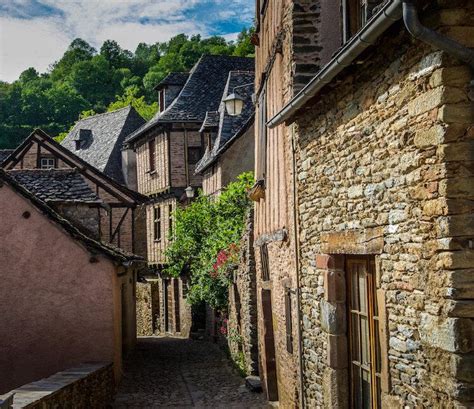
[107,86,158,121]
[165,172,254,310]
[0,28,254,149]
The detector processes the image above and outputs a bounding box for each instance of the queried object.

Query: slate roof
[61,106,146,184]
[126,55,254,144]
[196,71,255,174]
[154,72,189,90]
[0,150,14,165]
[0,169,143,264]
[8,169,100,203]
[199,111,220,133]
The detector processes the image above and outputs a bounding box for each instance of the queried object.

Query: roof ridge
[75,106,132,123]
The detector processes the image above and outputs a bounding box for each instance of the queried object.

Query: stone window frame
[315,227,390,407]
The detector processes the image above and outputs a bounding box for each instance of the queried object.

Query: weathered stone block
[438,104,474,124]
[408,87,465,117]
[414,125,446,148]
[324,269,346,303]
[322,368,349,409]
[327,334,348,369]
[440,141,474,162]
[430,66,471,88]
[419,313,474,353]
[320,300,346,335]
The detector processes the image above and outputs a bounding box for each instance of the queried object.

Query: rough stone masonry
[294,2,474,407]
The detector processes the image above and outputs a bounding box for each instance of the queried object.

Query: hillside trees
[0,29,254,149]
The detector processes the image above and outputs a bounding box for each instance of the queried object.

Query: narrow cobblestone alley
[113,337,270,408]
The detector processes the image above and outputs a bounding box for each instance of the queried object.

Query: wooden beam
[33,138,135,205]
[111,208,129,243]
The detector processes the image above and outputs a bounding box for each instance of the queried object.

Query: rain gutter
[267,0,474,129]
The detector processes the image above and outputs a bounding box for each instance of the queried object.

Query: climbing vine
[165,172,253,310]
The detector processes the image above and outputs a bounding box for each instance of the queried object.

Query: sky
[0,0,254,83]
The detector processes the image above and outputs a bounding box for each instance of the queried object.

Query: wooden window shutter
[257,86,267,182]
[260,243,270,281]
[285,290,294,354]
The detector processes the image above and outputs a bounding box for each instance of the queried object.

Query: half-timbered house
[1,129,147,257]
[126,55,254,338]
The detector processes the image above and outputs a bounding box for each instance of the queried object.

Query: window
[40,157,56,169]
[347,257,382,409]
[169,204,173,238]
[260,244,270,281]
[159,90,165,113]
[188,146,202,165]
[256,86,267,182]
[285,289,294,354]
[153,207,161,241]
[149,139,156,172]
[343,0,383,42]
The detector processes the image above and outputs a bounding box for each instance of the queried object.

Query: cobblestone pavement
[113,337,270,408]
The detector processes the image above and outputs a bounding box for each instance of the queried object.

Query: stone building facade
[262,0,474,407]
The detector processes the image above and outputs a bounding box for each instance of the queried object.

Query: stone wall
[136,280,161,336]
[294,3,474,407]
[227,211,259,376]
[0,363,114,408]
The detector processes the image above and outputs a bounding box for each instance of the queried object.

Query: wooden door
[261,289,279,402]
[347,257,382,409]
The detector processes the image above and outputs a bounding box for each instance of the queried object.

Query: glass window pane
[362,369,371,409]
[359,266,367,314]
[351,313,360,363]
[361,316,369,366]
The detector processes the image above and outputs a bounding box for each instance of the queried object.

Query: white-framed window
[40,157,56,169]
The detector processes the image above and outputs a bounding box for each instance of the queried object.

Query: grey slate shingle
[61,106,146,184]
[154,72,189,90]
[126,55,254,143]
[196,71,255,174]
[8,169,100,203]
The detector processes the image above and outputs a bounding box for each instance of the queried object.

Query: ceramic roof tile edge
[0,168,144,265]
[2,128,149,204]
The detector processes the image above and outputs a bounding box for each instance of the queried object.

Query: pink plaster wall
[0,183,119,394]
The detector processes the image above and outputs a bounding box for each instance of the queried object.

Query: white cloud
[0,0,253,83]
[0,16,70,82]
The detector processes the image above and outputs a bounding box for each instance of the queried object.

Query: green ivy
[165,172,253,310]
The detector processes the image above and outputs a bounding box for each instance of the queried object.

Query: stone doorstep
[0,362,112,406]
[245,376,263,393]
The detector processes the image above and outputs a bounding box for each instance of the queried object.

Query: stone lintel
[321,227,384,255]
[254,229,288,247]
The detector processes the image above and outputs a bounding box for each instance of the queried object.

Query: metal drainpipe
[291,124,305,409]
[402,0,474,68]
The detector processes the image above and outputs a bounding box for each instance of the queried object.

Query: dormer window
[74,129,92,150]
[40,157,56,169]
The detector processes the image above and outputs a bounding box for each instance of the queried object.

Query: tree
[165,173,254,310]
[107,86,158,120]
[233,27,255,57]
